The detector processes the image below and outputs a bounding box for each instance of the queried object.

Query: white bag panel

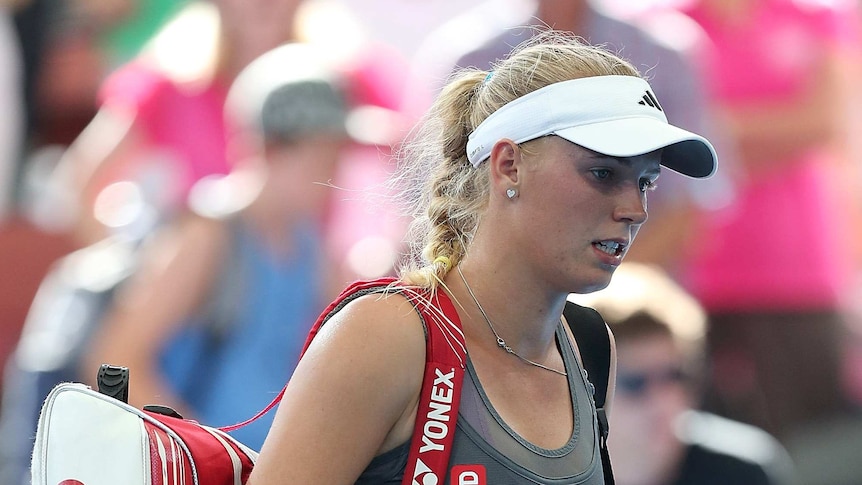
[32,383,151,485]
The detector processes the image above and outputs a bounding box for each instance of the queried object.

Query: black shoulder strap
[563,300,615,485]
[563,301,610,407]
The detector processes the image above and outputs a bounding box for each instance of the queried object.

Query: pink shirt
[680,0,859,311]
[99,61,231,201]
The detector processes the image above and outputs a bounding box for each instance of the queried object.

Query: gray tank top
[356,323,604,485]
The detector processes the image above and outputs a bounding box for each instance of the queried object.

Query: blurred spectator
[45,0,307,247]
[11,0,127,182]
[7,0,187,225]
[294,0,413,281]
[573,262,797,485]
[668,0,862,441]
[81,42,365,450]
[0,8,89,474]
[0,2,170,398]
[409,0,734,272]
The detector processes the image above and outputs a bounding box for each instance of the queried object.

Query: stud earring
[506,188,518,199]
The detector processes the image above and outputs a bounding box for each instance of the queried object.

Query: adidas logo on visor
[638,90,663,112]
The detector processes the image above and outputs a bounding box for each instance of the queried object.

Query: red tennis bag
[30,278,466,485]
[31,377,258,485]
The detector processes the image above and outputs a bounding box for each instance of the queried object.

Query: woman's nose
[613,188,648,225]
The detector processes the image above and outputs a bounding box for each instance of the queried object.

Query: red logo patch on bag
[450,464,486,485]
[58,481,85,485]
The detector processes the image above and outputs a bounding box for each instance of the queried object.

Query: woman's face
[509,136,661,293]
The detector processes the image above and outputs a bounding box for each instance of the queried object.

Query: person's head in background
[574,262,707,485]
[191,42,350,227]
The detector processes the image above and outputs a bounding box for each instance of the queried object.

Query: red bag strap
[400,286,466,485]
[218,278,468,485]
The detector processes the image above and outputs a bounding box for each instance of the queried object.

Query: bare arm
[248,292,427,484]
[81,215,227,416]
[48,105,144,246]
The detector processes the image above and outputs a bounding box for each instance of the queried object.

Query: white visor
[466,75,717,178]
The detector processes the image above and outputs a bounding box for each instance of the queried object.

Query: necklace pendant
[496,337,506,349]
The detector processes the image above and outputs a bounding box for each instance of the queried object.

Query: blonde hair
[392,30,642,289]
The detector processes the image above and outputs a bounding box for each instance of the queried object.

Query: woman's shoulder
[307,284,428,366]
[297,284,429,418]
[329,283,429,333]
[330,281,456,329]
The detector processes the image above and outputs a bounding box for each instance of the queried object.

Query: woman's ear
[488,138,521,187]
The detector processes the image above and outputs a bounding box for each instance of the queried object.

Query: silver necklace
[457,266,567,377]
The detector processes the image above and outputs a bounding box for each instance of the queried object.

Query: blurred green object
[101,0,189,67]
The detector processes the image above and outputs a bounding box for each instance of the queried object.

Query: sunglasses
[616,366,688,396]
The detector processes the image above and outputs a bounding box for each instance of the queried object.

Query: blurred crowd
[2,0,862,484]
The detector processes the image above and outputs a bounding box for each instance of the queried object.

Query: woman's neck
[449,259,566,361]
